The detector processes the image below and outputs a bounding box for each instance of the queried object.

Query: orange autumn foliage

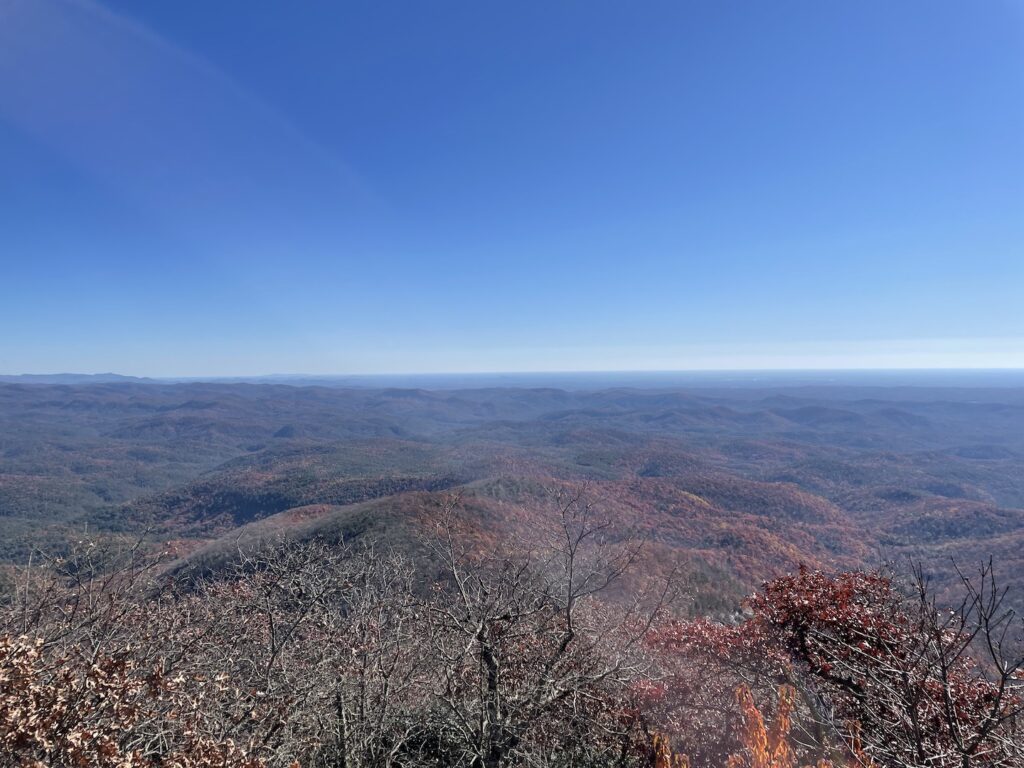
[649,685,840,768]
[725,686,842,768]
[653,732,690,768]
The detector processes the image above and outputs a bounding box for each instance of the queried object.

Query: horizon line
[5,366,1024,379]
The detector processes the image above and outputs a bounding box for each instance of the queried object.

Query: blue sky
[1,0,1022,375]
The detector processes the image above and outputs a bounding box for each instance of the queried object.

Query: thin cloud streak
[0,0,374,240]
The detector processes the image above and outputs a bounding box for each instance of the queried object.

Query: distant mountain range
[2,379,1024,614]
[0,373,154,384]
[5,368,1024,390]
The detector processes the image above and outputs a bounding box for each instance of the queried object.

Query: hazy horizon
[5,337,1024,379]
[7,367,1024,395]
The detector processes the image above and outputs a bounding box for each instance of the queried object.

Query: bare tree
[0,494,680,768]
[418,491,676,768]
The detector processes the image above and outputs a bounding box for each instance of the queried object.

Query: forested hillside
[2,384,1024,765]
[2,382,1024,765]
[3,500,1021,767]
[3,381,1024,610]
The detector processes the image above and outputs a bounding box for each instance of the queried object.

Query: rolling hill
[2,380,1024,611]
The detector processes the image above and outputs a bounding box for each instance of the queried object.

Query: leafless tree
[0,492,680,768]
[418,491,677,768]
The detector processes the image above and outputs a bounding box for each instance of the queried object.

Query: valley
[4,379,1023,612]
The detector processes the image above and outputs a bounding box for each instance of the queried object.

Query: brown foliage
[1,509,1022,767]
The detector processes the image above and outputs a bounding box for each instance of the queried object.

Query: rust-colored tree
[750,563,1024,768]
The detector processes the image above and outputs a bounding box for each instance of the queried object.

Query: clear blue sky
[1,0,1022,375]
